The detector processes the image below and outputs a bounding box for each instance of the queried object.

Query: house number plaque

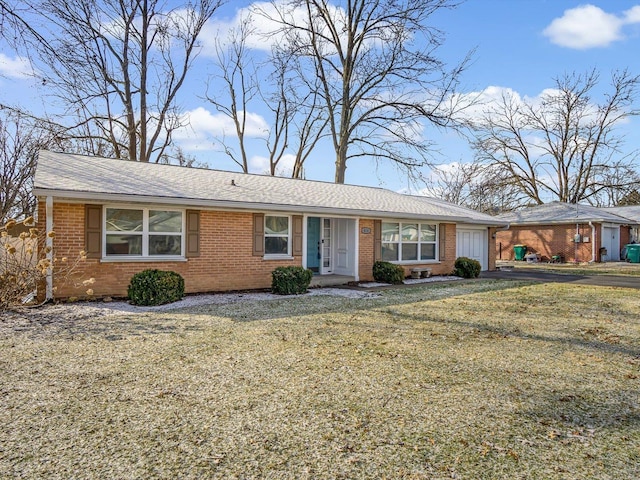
[361,227,371,234]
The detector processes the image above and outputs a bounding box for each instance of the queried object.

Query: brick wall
[495,224,598,263]
[487,227,497,271]
[47,203,300,298]
[394,222,458,277]
[44,201,488,298]
[358,219,375,281]
[441,223,458,274]
[620,226,631,248]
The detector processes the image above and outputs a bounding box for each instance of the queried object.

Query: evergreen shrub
[271,266,313,295]
[128,269,185,306]
[372,260,405,284]
[454,257,481,279]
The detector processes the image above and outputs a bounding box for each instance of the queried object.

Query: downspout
[45,196,54,301]
[588,221,596,263]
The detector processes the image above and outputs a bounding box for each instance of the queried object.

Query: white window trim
[102,206,186,261]
[382,221,439,264]
[264,214,292,259]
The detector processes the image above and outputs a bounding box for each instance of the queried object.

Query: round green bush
[271,266,313,295]
[454,257,481,279]
[127,269,185,306]
[373,260,405,284]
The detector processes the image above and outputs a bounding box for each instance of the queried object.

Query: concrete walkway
[481,269,640,289]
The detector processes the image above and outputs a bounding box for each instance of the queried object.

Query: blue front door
[307,217,321,272]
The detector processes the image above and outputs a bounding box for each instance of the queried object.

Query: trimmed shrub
[127,269,185,306]
[373,260,405,285]
[271,266,313,295]
[454,256,481,279]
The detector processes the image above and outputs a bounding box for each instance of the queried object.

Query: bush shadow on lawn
[173,279,526,323]
[7,279,640,362]
[386,307,640,359]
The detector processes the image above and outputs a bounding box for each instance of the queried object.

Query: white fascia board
[33,188,503,225]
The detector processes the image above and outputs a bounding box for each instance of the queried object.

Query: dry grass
[1,280,639,479]
[511,261,640,276]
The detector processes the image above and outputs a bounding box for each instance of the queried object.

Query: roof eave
[504,219,629,226]
[34,188,506,225]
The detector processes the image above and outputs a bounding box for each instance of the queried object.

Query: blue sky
[1,1,639,192]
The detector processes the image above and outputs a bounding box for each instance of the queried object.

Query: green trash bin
[514,245,527,261]
[625,244,640,263]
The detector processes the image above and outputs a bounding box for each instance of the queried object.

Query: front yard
[1,280,639,479]
[504,260,640,276]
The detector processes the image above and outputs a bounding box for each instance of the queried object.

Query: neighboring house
[33,150,506,299]
[606,206,640,244]
[495,202,633,263]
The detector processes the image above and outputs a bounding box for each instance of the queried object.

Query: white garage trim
[456,227,488,271]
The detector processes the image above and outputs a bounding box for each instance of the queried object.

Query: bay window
[382,222,437,262]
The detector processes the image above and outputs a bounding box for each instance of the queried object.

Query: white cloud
[542,4,640,49]
[199,1,300,55]
[448,85,522,126]
[624,5,640,23]
[0,54,34,79]
[199,1,354,57]
[249,153,297,175]
[173,107,269,149]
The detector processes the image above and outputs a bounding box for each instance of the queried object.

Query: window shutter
[253,213,265,256]
[85,204,102,259]
[292,215,303,256]
[374,220,382,261]
[185,210,200,258]
[439,224,446,261]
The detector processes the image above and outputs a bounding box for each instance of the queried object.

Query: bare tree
[587,160,640,207]
[617,189,640,206]
[423,161,524,214]
[472,69,640,206]
[16,0,223,163]
[206,16,327,177]
[0,108,63,223]
[263,48,329,178]
[1,0,44,49]
[206,16,260,173]
[261,0,469,184]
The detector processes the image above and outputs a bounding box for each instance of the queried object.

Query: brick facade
[42,201,491,299]
[357,218,376,282]
[495,223,631,263]
[46,203,301,298]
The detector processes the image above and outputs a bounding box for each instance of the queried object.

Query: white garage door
[602,226,620,261]
[456,229,487,271]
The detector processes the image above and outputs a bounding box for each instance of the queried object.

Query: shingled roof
[496,201,631,225]
[605,205,640,224]
[34,150,504,225]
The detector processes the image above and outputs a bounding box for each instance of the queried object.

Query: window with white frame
[382,222,437,262]
[105,207,183,257]
[264,215,290,256]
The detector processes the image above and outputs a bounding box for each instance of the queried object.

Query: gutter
[33,188,507,227]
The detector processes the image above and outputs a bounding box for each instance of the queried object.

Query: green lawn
[1,280,639,479]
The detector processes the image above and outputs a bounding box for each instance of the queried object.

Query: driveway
[481,269,640,289]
